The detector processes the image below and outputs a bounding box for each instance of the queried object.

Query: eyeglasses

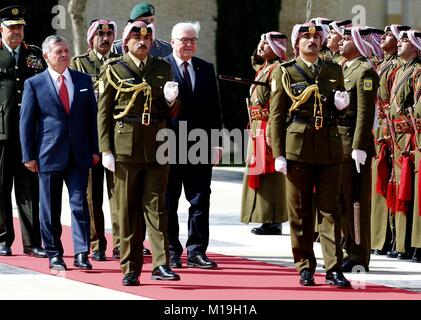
[176,37,198,45]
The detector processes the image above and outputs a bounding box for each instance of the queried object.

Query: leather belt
[116,112,164,125]
[292,115,336,128]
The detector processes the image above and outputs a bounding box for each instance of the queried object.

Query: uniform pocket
[286,122,306,156]
[328,127,343,158]
[114,122,134,156]
[337,125,353,158]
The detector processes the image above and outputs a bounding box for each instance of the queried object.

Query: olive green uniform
[241,58,288,225]
[270,57,345,274]
[388,58,421,255]
[339,57,379,268]
[0,41,45,250]
[97,54,178,276]
[370,55,401,253]
[70,50,120,253]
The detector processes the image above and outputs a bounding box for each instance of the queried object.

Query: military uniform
[97,53,178,276]
[370,54,402,254]
[339,57,379,269]
[70,50,121,254]
[241,57,288,226]
[270,56,345,274]
[0,34,46,252]
[388,58,421,257]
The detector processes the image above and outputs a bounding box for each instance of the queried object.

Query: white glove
[164,81,179,103]
[274,156,287,175]
[351,149,367,173]
[102,152,115,172]
[334,90,350,111]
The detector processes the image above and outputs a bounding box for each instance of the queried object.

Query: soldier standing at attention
[337,27,379,272]
[241,31,288,236]
[270,23,350,288]
[97,20,180,286]
[70,19,120,262]
[0,5,47,258]
[371,24,410,257]
[326,20,352,64]
[388,29,421,261]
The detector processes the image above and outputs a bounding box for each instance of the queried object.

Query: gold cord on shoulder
[105,64,152,125]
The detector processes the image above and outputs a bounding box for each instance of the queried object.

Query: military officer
[337,27,379,272]
[97,20,180,286]
[371,24,410,258]
[270,23,350,288]
[112,2,172,58]
[388,29,421,260]
[0,5,47,258]
[326,20,352,64]
[241,31,288,236]
[70,19,120,262]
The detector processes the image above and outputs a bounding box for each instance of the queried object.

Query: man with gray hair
[20,35,99,271]
[165,21,223,270]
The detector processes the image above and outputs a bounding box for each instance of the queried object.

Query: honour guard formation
[1,1,421,290]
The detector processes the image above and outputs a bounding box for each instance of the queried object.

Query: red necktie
[182,61,193,92]
[58,74,70,114]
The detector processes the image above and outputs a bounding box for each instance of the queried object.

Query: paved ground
[1,166,421,300]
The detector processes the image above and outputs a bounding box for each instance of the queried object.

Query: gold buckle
[141,113,150,125]
[315,116,323,130]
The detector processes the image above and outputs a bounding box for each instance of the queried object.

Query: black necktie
[182,61,193,92]
[139,61,145,73]
[11,50,17,64]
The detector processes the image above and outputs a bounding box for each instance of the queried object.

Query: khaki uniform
[97,54,178,275]
[270,57,345,273]
[241,58,288,225]
[339,57,379,268]
[0,41,45,249]
[388,59,421,254]
[70,50,120,252]
[370,55,401,252]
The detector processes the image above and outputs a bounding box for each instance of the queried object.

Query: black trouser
[166,164,212,258]
[0,139,41,248]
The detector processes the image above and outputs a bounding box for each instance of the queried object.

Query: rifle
[218,74,269,87]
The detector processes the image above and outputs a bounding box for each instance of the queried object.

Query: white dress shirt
[173,53,195,90]
[47,67,74,108]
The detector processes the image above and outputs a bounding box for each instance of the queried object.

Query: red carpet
[2,218,421,300]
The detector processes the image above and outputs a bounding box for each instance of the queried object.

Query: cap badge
[140,27,147,36]
[101,24,109,32]
[308,25,316,34]
[11,8,19,15]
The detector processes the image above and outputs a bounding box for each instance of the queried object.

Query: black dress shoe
[341,260,369,273]
[299,268,315,286]
[112,247,120,259]
[24,246,47,258]
[412,249,421,263]
[386,250,398,258]
[372,249,386,256]
[0,245,12,256]
[187,254,217,269]
[251,223,282,235]
[170,255,182,268]
[49,256,67,270]
[397,252,411,260]
[142,247,151,255]
[325,270,351,288]
[152,265,180,280]
[122,272,140,286]
[74,252,92,270]
[92,250,106,261]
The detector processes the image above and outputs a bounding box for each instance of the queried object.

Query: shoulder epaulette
[27,44,42,52]
[157,39,171,46]
[104,56,123,66]
[281,59,296,67]
[72,52,89,59]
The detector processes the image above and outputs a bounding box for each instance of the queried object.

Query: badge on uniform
[98,79,105,94]
[26,55,43,70]
[291,81,307,95]
[363,79,373,91]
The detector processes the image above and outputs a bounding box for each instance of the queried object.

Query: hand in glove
[351,149,367,173]
[102,152,115,172]
[164,81,179,104]
[274,156,287,175]
[334,90,350,111]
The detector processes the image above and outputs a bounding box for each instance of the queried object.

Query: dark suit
[165,54,223,259]
[19,68,98,259]
[0,40,45,250]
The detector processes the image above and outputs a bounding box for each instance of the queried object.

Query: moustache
[99,41,110,46]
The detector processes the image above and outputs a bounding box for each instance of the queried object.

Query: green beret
[130,2,155,20]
